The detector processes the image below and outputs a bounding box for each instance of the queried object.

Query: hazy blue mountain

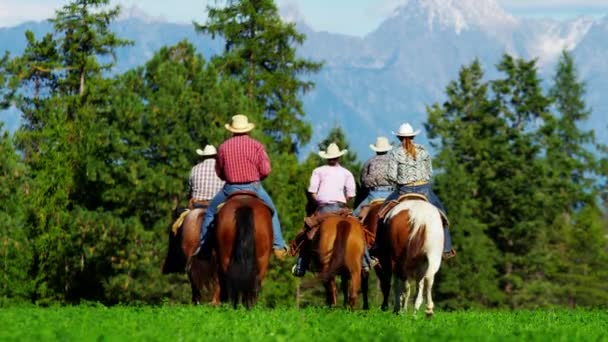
[1,0,606,157]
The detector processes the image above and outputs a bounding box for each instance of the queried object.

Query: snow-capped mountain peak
[391,0,517,34]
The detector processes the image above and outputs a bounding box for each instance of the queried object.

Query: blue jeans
[385,183,453,253]
[353,189,394,217]
[200,182,286,250]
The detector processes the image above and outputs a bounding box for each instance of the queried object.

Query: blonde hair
[401,137,417,160]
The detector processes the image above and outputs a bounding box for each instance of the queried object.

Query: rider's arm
[308,169,320,200]
[215,150,226,181]
[345,171,356,203]
[257,145,272,180]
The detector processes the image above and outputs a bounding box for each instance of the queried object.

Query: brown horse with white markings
[214,193,273,309]
[377,199,444,316]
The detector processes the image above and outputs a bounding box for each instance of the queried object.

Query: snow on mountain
[388,0,517,34]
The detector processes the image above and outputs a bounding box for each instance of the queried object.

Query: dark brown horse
[214,193,273,309]
[317,215,369,309]
[376,199,444,315]
[161,207,216,305]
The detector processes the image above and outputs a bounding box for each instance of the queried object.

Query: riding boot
[291,255,309,277]
[443,226,456,260]
[362,248,372,273]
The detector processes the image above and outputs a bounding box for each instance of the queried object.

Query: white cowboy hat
[319,143,347,159]
[370,136,392,152]
[196,144,217,156]
[225,114,255,133]
[392,122,420,137]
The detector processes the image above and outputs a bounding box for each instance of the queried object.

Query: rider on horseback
[292,143,360,277]
[354,136,395,216]
[197,114,288,260]
[188,144,225,209]
[378,123,456,259]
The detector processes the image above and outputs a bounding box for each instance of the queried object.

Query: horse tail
[320,220,351,282]
[226,205,258,308]
[404,201,442,274]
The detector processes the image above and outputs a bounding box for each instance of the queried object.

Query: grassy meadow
[0,306,606,341]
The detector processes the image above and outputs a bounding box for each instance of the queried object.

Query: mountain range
[1,0,607,157]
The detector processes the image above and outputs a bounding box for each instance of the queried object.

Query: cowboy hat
[319,143,347,159]
[392,122,420,137]
[225,114,255,133]
[196,144,217,156]
[370,136,392,152]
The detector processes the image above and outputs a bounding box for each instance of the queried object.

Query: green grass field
[0,306,606,341]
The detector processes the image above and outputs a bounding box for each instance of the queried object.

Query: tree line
[1,0,606,308]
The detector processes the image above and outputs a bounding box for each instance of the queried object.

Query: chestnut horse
[317,215,369,309]
[214,194,273,309]
[377,199,443,316]
[161,207,216,305]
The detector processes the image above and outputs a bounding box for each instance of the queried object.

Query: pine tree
[426,60,503,308]
[0,126,32,303]
[195,0,322,153]
[541,51,608,307]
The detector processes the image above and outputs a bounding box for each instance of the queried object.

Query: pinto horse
[161,207,216,305]
[377,199,444,316]
[317,215,369,309]
[214,193,273,309]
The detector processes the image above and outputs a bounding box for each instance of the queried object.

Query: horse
[376,198,444,316]
[214,193,273,309]
[161,206,217,305]
[316,214,370,310]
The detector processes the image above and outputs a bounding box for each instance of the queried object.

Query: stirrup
[291,264,306,277]
[443,249,457,260]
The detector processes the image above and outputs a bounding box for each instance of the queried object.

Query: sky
[1,0,607,36]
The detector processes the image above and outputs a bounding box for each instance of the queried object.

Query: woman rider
[383,122,455,259]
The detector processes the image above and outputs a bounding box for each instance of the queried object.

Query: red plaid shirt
[216,135,271,183]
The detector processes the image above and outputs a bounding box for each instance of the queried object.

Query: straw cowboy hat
[392,122,420,137]
[196,144,217,156]
[319,142,347,159]
[370,136,392,152]
[225,114,255,133]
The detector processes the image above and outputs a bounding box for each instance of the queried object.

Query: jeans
[353,189,394,217]
[384,183,453,253]
[200,182,286,250]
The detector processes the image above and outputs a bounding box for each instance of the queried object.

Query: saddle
[377,193,450,227]
[171,209,191,235]
[357,198,386,222]
[217,190,263,211]
[289,207,354,256]
[188,198,210,210]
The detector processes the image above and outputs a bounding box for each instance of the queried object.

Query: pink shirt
[308,164,356,204]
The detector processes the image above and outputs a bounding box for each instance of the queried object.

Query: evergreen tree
[196,0,322,153]
[9,0,132,302]
[541,51,608,307]
[426,60,503,308]
[0,125,32,303]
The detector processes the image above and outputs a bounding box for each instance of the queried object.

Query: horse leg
[361,270,369,310]
[188,267,201,305]
[392,276,404,314]
[349,269,361,310]
[323,278,337,307]
[341,275,349,307]
[424,276,435,317]
[413,277,425,315]
[401,280,411,312]
[211,272,221,306]
[379,269,392,311]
